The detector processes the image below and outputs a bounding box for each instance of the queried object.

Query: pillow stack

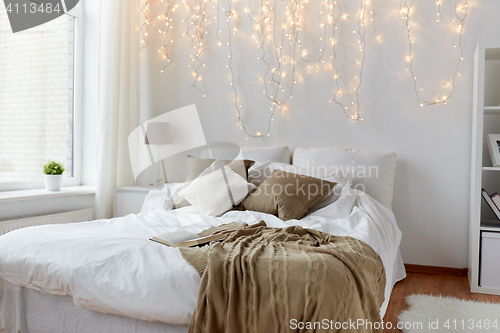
[173,146,342,221]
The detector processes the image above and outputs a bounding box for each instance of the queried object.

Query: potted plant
[43,160,65,191]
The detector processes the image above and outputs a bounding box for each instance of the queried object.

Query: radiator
[0,209,95,236]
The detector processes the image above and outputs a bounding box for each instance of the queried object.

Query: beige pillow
[239,170,336,221]
[175,156,255,208]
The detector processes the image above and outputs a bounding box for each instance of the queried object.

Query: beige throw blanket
[180,221,386,333]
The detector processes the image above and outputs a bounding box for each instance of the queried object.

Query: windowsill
[0,185,96,203]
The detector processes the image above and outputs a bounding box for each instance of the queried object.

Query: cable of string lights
[140,0,208,96]
[328,0,370,121]
[140,0,177,72]
[400,0,468,107]
[229,0,300,139]
[230,0,373,137]
[140,0,470,138]
[181,0,208,97]
[140,0,375,138]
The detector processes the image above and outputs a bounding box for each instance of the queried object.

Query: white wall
[80,1,500,268]
[140,1,500,269]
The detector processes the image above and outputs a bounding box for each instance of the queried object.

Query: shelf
[470,46,500,294]
[481,220,500,232]
[482,167,500,171]
[484,106,500,114]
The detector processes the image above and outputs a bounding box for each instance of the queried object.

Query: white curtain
[95,0,141,219]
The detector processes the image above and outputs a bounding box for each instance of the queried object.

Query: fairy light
[296,0,330,65]
[227,0,300,138]
[140,0,175,71]
[370,0,379,39]
[140,0,470,137]
[182,0,208,96]
[401,0,468,106]
[328,0,367,121]
[141,0,375,131]
[436,0,442,22]
[141,0,207,96]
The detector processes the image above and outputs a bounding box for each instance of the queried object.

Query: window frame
[0,4,83,192]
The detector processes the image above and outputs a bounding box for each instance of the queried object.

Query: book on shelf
[150,230,226,247]
[481,189,500,220]
[491,192,500,211]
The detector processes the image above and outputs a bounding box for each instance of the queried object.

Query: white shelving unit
[469,43,500,295]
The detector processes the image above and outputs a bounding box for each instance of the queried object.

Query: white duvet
[0,185,404,325]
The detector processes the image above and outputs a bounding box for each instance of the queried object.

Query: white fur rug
[398,294,500,333]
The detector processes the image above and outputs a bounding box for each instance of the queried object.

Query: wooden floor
[383,272,500,332]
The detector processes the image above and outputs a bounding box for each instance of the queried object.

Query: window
[0,5,82,191]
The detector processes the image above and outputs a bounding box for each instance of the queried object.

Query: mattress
[0,183,405,332]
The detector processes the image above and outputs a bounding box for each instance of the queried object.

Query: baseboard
[405,264,468,277]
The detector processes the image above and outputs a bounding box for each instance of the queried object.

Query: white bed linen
[0,184,404,326]
[0,279,189,333]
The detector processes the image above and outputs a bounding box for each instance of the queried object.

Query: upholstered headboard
[240,146,291,164]
[167,144,395,208]
[292,147,397,208]
[196,144,292,164]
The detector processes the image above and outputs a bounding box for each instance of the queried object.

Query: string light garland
[370,0,379,36]
[230,0,373,136]
[140,0,471,138]
[181,0,208,97]
[436,0,442,22]
[329,0,369,121]
[141,0,375,136]
[229,0,300,138]
[400,0,468,106]
[140,0,177,72]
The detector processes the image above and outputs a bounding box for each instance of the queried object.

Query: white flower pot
[44,174,63,191]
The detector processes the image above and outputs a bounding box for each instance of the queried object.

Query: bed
[0,146,405,333]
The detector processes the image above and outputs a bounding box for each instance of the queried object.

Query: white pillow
[140,183,184,213]
[178,159,256,218]
[195,146,291,186]
[292,147,397,208]
[241,146,291,164]
[268,162,348,184]
[268,163,346,211]
[242,146,292,186]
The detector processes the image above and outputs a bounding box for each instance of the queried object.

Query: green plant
[43,160,65,175]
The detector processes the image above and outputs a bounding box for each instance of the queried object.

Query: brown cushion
[239,170,336,221]
[175,156,255,208]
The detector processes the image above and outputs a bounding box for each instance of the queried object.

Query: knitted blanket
[180,221,386,333]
